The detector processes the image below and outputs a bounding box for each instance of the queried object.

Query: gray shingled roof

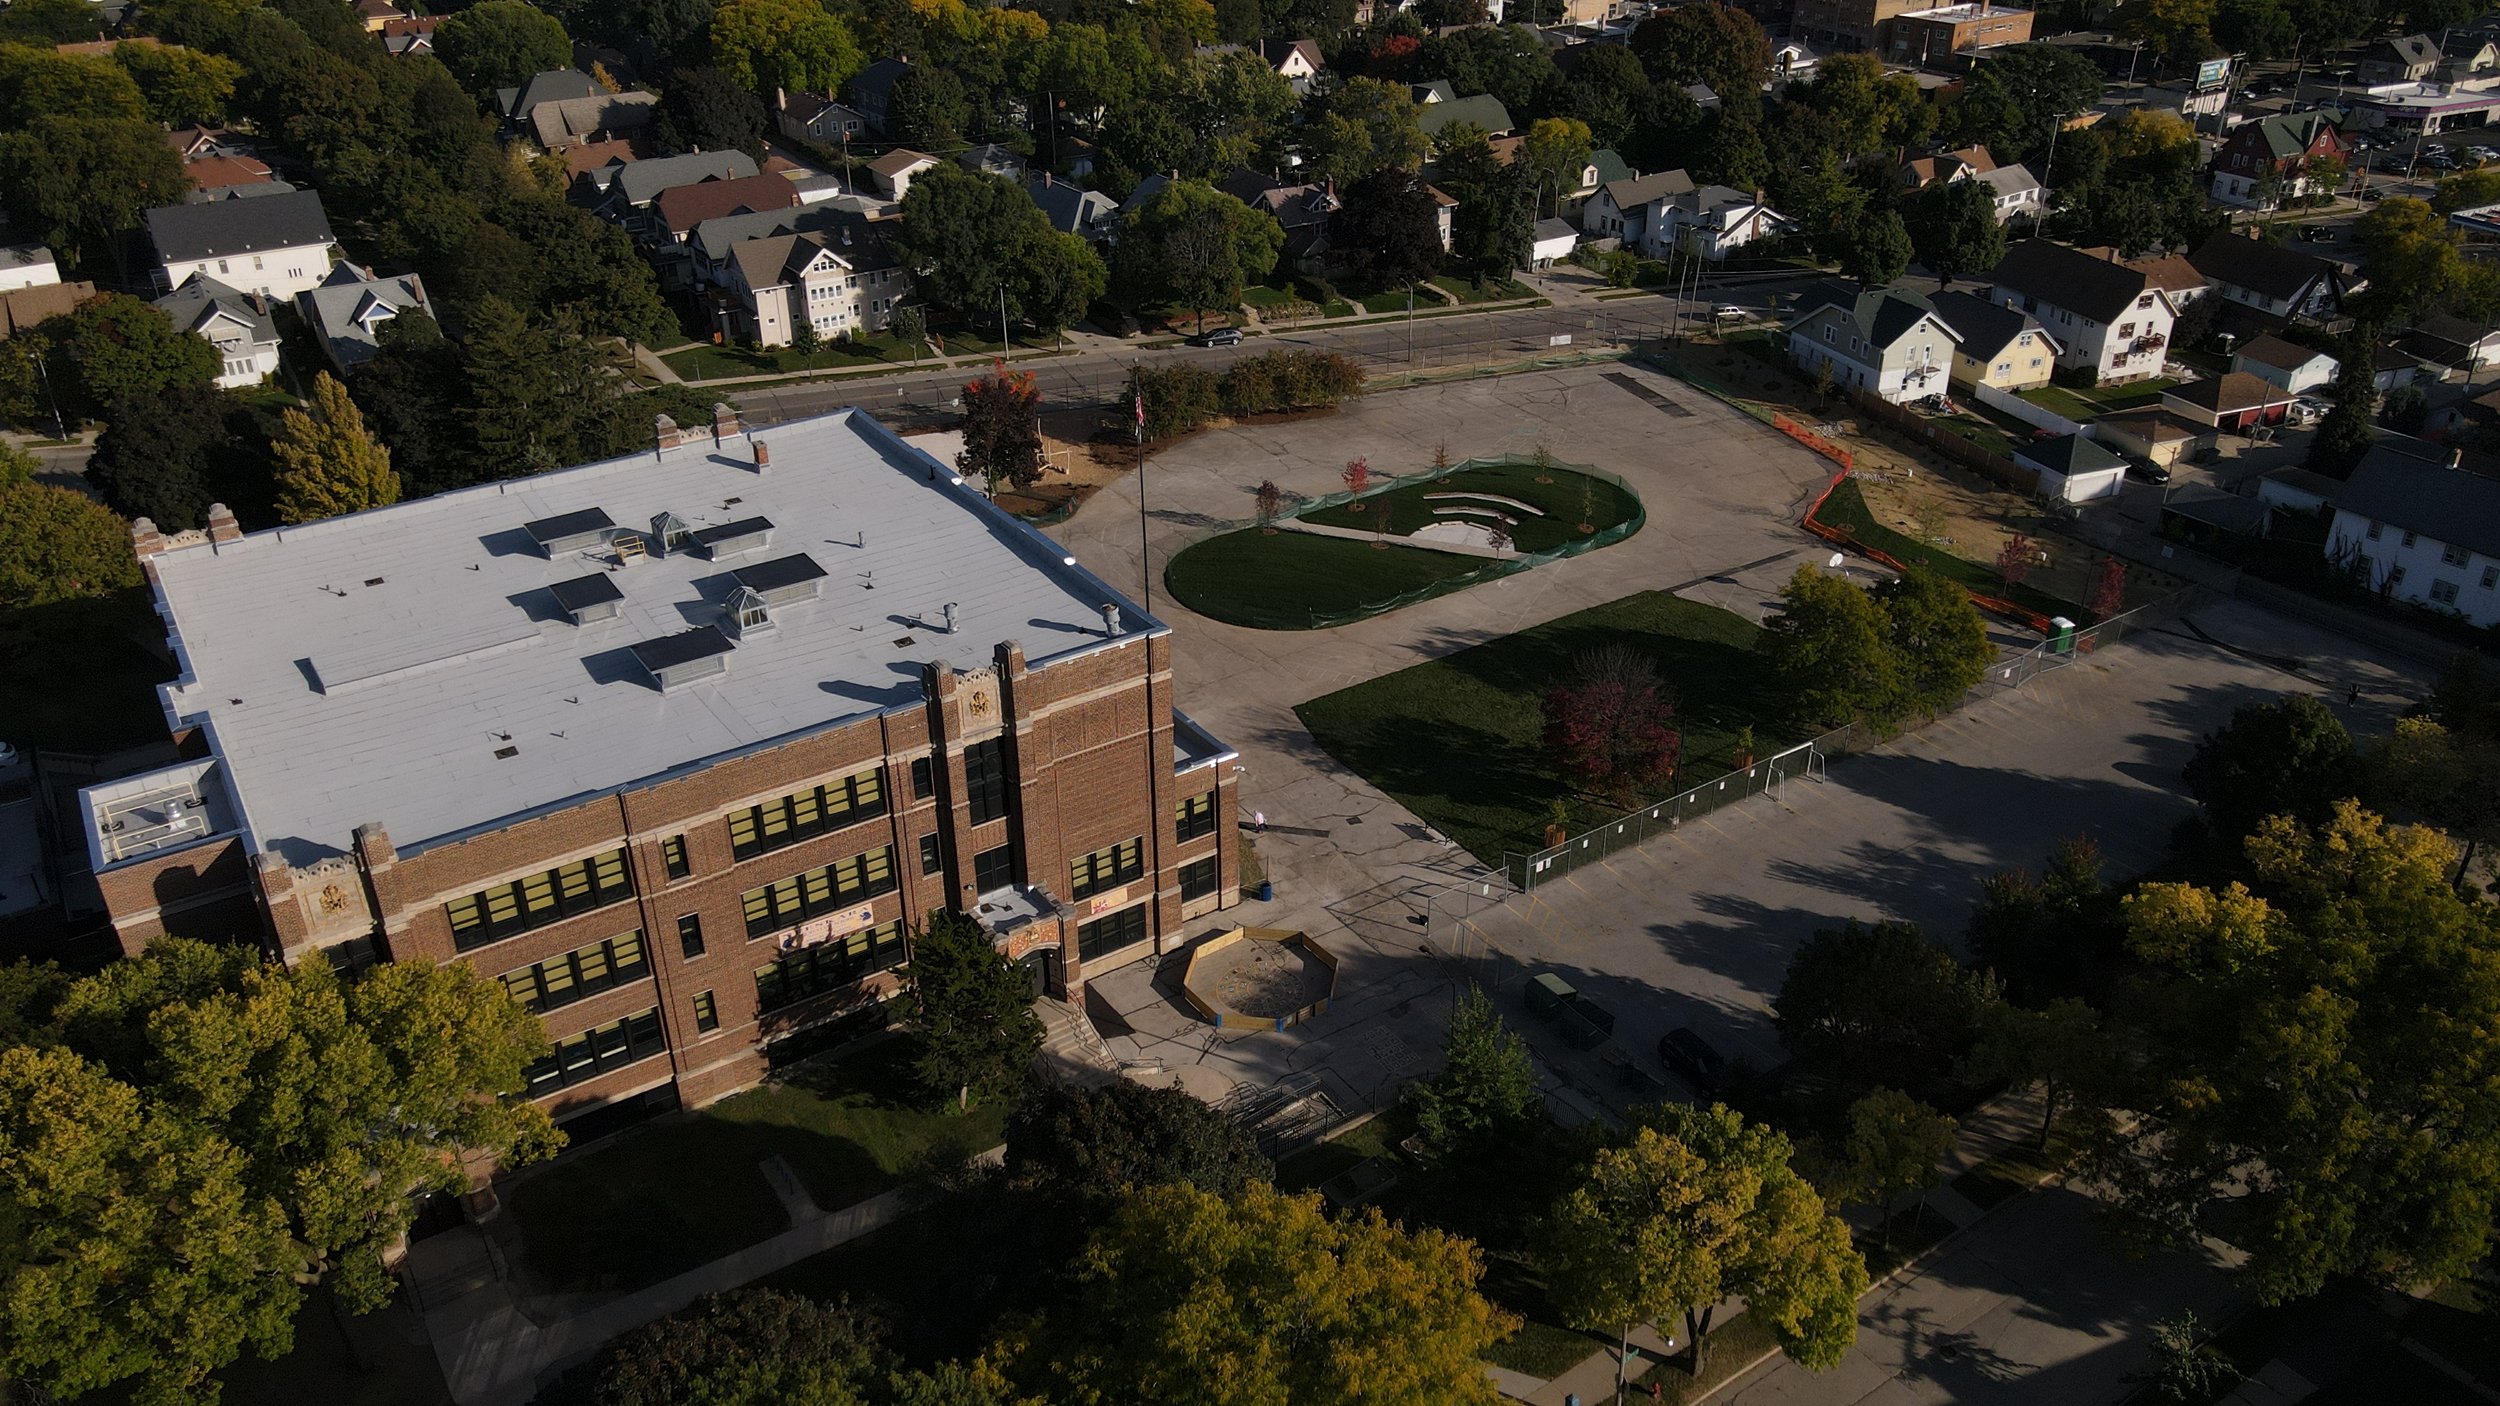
[1417,93,1515,138]
[1790,280,1957,351]
[155,274,277,344]
[495,69,602,121]
[146,189,334,263]
[1929,290,2058,361]
[1600,169,1695,210]
[298,266,430,371]
[1987,239,2161,324]
[2339,439,2500,560]
[2188,231,2333,303]
[2018,433,2125,476]
[610,150,759,207]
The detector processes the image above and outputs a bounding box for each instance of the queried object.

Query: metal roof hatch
[629,625,733,689]
[547,572,624,625]
[524,507,616,557]
[690,515,773,558]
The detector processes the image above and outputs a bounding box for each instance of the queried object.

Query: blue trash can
[1256,880,1274,901]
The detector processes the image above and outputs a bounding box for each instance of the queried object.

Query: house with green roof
[2210,111,2347,209]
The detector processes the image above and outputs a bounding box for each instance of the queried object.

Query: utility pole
[1133,363,1150,613]
[999,283,1010,355]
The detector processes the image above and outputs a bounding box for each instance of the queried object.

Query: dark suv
[1190,327,1244,347]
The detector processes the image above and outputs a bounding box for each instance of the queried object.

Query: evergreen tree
[272,373,400,523]
[1409,985,1542,1159]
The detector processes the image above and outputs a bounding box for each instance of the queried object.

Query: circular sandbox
[1181,927,1340,1031]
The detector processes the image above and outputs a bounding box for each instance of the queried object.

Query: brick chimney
[655,414,697,452]
[131,516,164,558]
[753,438,771,471]
[206,503,241,544]
[712,402,744,443]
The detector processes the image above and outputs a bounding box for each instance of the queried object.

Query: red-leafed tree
[2088,557,2126,620]
[1366,33,1421,76]
[957,360,1044,492]
[1541,645,1682,804]
[1995,532,2034,590]
[1343,456,1371,506]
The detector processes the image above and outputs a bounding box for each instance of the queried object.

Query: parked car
[2300,224,2335,242]
[1657,1027,1728,1094]
[2360,186,2386,201]
[1190,326,1244,347]
[2472,146,2500,163]
[1712,304,1748,321]
[2126,459,2172,485]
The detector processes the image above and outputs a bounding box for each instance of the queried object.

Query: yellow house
[1932,290,2060,392]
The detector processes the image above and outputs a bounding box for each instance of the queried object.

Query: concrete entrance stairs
[1033,997,1120,1086]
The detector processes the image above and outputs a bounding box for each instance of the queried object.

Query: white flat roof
[147,410,1160,865]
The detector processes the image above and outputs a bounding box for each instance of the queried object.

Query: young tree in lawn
[2127,1312,2238,1404]
[435,0,573,94]
[909,908,1044,1112]
[1541,643,1682,805]
[956,360,1044,494]
[890,303,929,363]
[1775,919,1994,1095]
[1408,985,1541,1161]
[1994,531,2034,589]
[2088,555,2127,619]
[1841,1088,1956,1250]
[1254,477,1284,529]
[2181,695,2360,842]
[787,316,819,356]
[1341,454,1370,507]
[1965,997,2103,1150]
[1011,1182,1516,1405]
[271,372,400,524]
[1543,1103,1865,1386]
[1876,565,1993,716]
[1760,565,1900,728]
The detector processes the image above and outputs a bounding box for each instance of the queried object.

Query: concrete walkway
[418,1146,1003,1406]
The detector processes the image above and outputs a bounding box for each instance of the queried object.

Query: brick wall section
[95,835,252,956]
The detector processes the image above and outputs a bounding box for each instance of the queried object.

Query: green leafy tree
[0,1044,298,1406]
[272,372,400,523]
[1876,565,1992,715]
[347,313,474,497]
[1964,997,2103,1149]
[112,42,242,127]
[0,479,140,611]
[1005,1081,1269,1200]
[461,298,627,476]
[1558,43,1652,149]
[545,1288,883,1406]
[0,115,190,273]
[1304,75,1428,185]
[1953,44,2103,169]
[890,303,929,363]
[956,360,1044,492]
[1333,167,1444,292]
[2127,1311,2240,1403]
[2305,345,2379,477]
[898,166,1109,334]
[2351,197,2500,323]
[650,64,770,160]
[1629,1,1770,100]
[1840,1088,1955,1250]
[0,44,144,125]
[1799,52,1933,159]
[1543,1104,1866,1384]
[85,382,254,531]
[1112,179,1282,327]
[1903,178,2007,288]
[2373,715,2500,887]
[1013,1181,1516,1406]
[0,0,106,42]
[435,0,573,94]
[2432,168,2500,215]
[1840,209,1914,287]
[1441,142,1536,284]
[1776,919,1994,1095]
[2093,803,2500,1302]
[1415,24,1558,119]
[1965,836,2125,1005]
[1761,565,1899,728]
[63,293,219,412]
[710,0,862,97]
[1409,985,1541,1159]
[1517,115,1594,216]
[2181,694,2360,842]
[909,909,1042,1111]
[1017,229,1108,339]
[788,315,820,355]
[884,62,971,149]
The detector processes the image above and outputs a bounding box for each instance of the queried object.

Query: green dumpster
[1527,971,1576,1017]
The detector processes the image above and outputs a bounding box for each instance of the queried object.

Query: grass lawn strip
[2019,377,2177,423]
[504,1038,1005,1293]
[1163,530,1486,629]
[1945,1130,2075,1212]
[1299,461,1639,554]
[1816,478,2092,623]
[1296,592,1801,867]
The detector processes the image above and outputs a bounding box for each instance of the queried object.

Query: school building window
[1076,904,1149,962]
[753,921,908,1011]
[727,767,889,861]
[662,835,691,880]
[1179,856,1219,901]
[1069,838,1143,901]
[523,1009,665,1092]
[741,847,898,938]
[918,832,943,875]
[499,930,649,1014]
[446,848,633,951]
[693,990,720,1033]
[910,755,935,799]
[973,842,1015,893]
[1175,792,1217,842]
[677,912,706,959]
[965,738,1011,825]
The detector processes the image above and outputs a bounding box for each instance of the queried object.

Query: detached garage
[2017,433,2129,503]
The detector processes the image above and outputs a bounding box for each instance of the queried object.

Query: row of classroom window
[445,765,1218,951]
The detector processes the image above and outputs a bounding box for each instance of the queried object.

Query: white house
[720,220,910,348]
[2327,438,2500,625]
[155,275,280,389]
[145,188,337,301]
[297,264,430,374]
[867,148,939,201]
[2016,433,2128,504]
[1659,186,1792,260]
[777,91,871,147]
[1985,239,2177,384]
[1530,218,1578,268]
[1976,164,2044,223]
[1785,282,1961,404]
[0,244,59,292]
[1579,170,1694,246]
[2187,230,2350,323]
[2230,332,2338,395]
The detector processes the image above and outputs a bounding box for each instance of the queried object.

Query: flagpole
[1134,368,1151,614]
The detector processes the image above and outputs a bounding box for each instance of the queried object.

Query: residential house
[145,188,337,300]
[1428,184,1458,252]
[2161,372,2297,430]
[183,154,281,199]
[0,281,92,339]
[353,0,403,32]
[1883,2,2035,66]
[958,144,1026,179]
[1023,173,1118,243]
[585,150,758,218]
[1771,39,1825,80]
[494,70,604,127]
[866,149,939,201]
[1984,239,2177,383]
[719,220,910,347]
[1683,83,1721,111]
[1579,170,1695,246]
[379,15,438,55]
[1785,281,1961,403]
[1656,186,1791,260]
[1530,218,1578,268]
[2372,344,2423,393]
[1218,169,1342,267]
[0,244,58,293]
[2125,248,2207,309]
[1417,93,1516,144]
[1900,145,2044,223]
[646,174,804,289]
[2255,466,2344,516]
[684,204,852,291]
[560,137,640,182]
[2358,33,2445,85]
[2394,313,2500,374]
[528,92,658,154]
[1976,164,2044,223]
[2230,333,2338,394]
[2094,409,2208,468]
[2209,111,2347,208]
[297,264,430,374]
[777,92,870,147]
[164,126,243,162]
[763,154,850,206]
[1929,290,2058,390]
[2017,433,2128,504]
[1411,79,1459,106]
[1899,145,1998,192]
[154,275,280,389]
[1258,38,1326,89]
[2327,437,2500,625]
[1557,147,1635,215]
[847,58,911,134]
[2186,230,2349,322]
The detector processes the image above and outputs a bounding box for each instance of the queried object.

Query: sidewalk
[416,1146,1003,1406]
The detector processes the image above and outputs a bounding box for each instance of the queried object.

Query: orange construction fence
[1799,469,2057,636]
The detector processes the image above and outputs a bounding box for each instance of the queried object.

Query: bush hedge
[1127,350,1365,442]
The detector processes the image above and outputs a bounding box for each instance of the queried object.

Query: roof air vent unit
[724,586,773,639]
[547,572,625,625]
[628,625,734,690]
[689,515,774,559]
[523,507,616,557]
[728,552,827,606]
[650,511,692,555]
